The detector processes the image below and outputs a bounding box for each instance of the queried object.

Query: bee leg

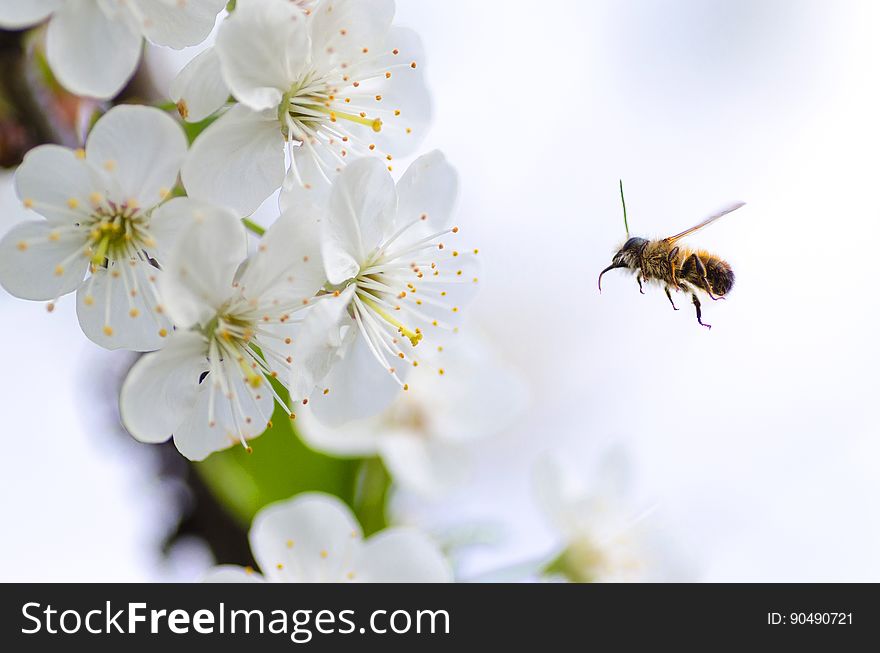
[691,292,711,329]
[685,253,722,301]
[668,247,680,286]
[664,285,679,310]
[636,275,646,295]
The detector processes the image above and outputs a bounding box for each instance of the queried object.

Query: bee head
[598,237,646,292]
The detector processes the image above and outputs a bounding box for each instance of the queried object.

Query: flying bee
[598,181,744,329]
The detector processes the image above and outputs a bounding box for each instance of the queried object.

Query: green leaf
[193,381,392,533]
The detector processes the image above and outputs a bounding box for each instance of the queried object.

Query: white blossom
[0,105,187,351]
[204,492,452,582]
[178,0,430,215]
[534,450,688,582]
[119,199,326,460]
[0,0,227,99]
[298,335,528,497]
[287,151,479,426]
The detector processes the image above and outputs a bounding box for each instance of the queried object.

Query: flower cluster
[0,0,490,581]
[0,0,682,584]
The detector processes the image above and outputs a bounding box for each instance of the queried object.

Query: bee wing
[663,201,746,244]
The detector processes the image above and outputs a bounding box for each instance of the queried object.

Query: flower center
[281,75,383,140]
[85,199,153,266]
[203,309,264,389]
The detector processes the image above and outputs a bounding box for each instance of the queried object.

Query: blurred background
[2,0,880,581]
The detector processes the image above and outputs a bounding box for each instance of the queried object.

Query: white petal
[202,565,266,583]
[173,369,273,461]
[145,196,205,263]
[368,26,432,157]
[324,157,397,283]
[158,201,248,327]
[249,493,362,583]
[396,150,458,229]
[309,331,402,426]
[46,0,142,99]
[288,286,356,402]
[307,0,394,75]
[170,47,229,122]
[119,330,209,445]
[238,201,327,306]
[216,0,310,111]
[0,221,88,300]
[356,528,452,582]
[76,261,172,351]
[295,408,382,457]
[85,105,187,207]
[415,335,529,444]
[134,0,226,49]
[182,105,285,216]
[15,145,97,225]
[0,0,60,29]
[378,434,468,498]
[284,140,340,206]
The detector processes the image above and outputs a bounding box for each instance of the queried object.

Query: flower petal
[323,157,397,283]
[15,145,97,225]
[0,221,88,300]
[85,105,187,207]
[170,47,230,123]
[216,0,310,111]
[76,261,172,351]
[308,0,394,75]
[396,150,458,229]
[119,330,209,445]
[368,26,432,157]
[134,0,226,49]
[173,369,273,461]
[0,0,61,29]
[378,434,468,498]
[202,565,266,583]
[249,493,362,583]
[238,200,327,306]
[295,407,382,457]
[46,0,142,99]
[287,286,357,403]
[182,104,285,216]
[356,528,452,582]
[158,200,248,327]
[308,330,402,426]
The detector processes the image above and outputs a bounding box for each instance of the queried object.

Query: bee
[598,182,744,329]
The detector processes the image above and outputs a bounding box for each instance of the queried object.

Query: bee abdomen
[704,257,734,296]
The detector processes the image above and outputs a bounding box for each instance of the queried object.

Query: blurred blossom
[204,493,452,583]
[534,447,690,583]
[298,332,529,497]
[0,0,227,99]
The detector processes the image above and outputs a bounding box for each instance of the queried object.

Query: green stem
[242,217,265,236]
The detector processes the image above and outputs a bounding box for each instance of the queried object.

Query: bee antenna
[619,179,630,238]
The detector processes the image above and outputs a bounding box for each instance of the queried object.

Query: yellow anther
[74,148,86,160]
[158,328,168,338]
[16,241,27,251]
[54,265,64,276]
[103,325,114,336]
[129,308,140,318]
[23,198,34,209]
[67,198,79,209]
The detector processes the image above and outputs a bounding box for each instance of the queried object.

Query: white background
[2,0,879,581]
